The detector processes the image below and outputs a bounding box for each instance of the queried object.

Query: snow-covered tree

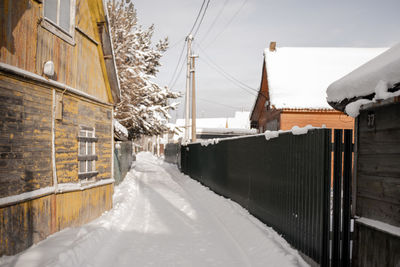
[108,0,180,139]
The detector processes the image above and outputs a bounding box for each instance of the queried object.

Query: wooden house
[0,0,120,255]
[327,43,400,266]
[250,42,387,133]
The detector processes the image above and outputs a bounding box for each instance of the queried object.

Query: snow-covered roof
[327,43,400,103]
[264,47,388,109]
[175,111,251,129]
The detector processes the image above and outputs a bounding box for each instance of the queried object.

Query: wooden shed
[250,43,387,133]
[0,0,120,255]
[327,43,400,266]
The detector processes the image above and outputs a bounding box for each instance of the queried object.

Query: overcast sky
[132,0,400,121]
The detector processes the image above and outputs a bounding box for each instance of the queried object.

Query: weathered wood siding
[0,0,39,73]
[353,222,400,267]
[0,0,110,102]
[353,102,400,267]
[356,103,400,226]
[55,93,112,183]
[0,75,53,198]
[280,111,354,131]
[0,0,116,257]
[0,183,113,256]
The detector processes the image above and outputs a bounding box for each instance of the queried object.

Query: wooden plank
[358,153,400,178]
[353,222,400,267]
[359,103,400,132]
[357,173,400,205]
[359,128,400,155]
[356,196,400,227]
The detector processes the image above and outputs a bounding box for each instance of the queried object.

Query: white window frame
[41,0,76,45]
[78,127,98,179]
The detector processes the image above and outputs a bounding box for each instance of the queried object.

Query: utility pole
[191,54,199,142]
[184,35,193,142]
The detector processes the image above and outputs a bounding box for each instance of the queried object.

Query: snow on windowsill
[0,179,115,207]
[0,187,54,207]
[356,217,400,237]
[56,178,115,193]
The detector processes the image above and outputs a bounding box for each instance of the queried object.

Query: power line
[168,39,187,88]
[199,56,257,97]
[196,44,269,100]
[205,0,249,48]
[169,0,210,90]
[198,0,229,44]
[198,45,257,92]
[198,97,242,110]
[188,0,206,35]
[169,48,188,90]
[164,37,186,55]
[193,0,211,37]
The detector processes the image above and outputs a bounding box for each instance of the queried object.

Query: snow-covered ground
[0,152,308,267]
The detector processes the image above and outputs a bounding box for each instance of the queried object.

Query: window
[44,0,73,34]
[78,127,98,179]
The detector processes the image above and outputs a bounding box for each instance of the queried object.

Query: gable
[250,60,269,122]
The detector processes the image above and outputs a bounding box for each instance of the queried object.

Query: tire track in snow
[138,158,253,267]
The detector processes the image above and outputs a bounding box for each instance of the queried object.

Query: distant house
[175,111,256,140]
[250,42,387,133]
[327,43,400,267]
[0,0,120,255]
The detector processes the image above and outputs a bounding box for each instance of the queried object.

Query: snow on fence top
[114,119,128,138]
[327,43,400,102]
[264,47,387,109]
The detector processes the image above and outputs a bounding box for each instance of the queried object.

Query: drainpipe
[111,109,114,181]
[51,89,58,191]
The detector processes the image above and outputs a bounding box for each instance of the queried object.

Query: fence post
[332,129,343,266]
[342,130,353,266]
[322,129,332,267]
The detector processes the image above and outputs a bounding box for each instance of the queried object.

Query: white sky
[131,0,400,121]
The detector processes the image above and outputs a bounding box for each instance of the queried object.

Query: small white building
[174,111,256,141]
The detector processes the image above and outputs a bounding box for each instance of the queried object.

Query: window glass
[79,142,86,155]
[87,142,92,155]
[79,161,86,173]
[44,0,58,23]
[79,130,86,137]
[87,160,92,172]
[59,0,71,32]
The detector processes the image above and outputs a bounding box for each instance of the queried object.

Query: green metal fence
[181,129,353,266]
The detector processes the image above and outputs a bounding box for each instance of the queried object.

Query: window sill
[41,18,75,46]
[77,136,98,142]
[78,171,98,180]
[78,155,98,161]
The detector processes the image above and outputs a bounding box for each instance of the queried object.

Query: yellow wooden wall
[55,92,112,183]
[0,74,53,198]
[0,0,110,102]
[0,184,113,256]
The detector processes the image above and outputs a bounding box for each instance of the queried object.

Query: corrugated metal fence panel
[114,141,134,185]
[181,129,332,264]
[164,143,180,164]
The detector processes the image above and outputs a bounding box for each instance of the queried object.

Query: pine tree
[108,0,180,139]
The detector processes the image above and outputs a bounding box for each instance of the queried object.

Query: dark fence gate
[180,129,353,266]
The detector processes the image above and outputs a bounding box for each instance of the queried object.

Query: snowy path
[0,152,308,267]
